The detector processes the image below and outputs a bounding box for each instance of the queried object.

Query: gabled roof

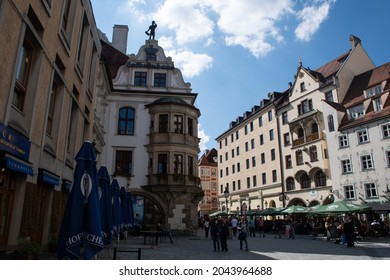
[100,40,129,81]
[342,61,390,107]
[315,51,350,79]
[199,148,218,166]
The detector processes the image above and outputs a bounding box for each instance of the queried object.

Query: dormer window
[373,97,383,112]
[300,82,306,92]
[365,84,382,98]
[348,104,365,120]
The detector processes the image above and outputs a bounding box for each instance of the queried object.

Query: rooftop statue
[145,21,157,40]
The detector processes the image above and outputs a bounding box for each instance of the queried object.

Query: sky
[90,0,390,154]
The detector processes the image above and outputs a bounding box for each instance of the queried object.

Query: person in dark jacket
[210,219,221,252]
[343,213,355,247]
[220,218,229,252]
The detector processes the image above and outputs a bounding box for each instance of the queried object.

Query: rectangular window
[13,36,34,111]
[269,129,274,141]
[253,175,257,187]
[236,131,239,140]
[231,134,234,143]
[268,110,273,121]
[357,129,369,144]
[325,91,333,102]
[244,125,248,135]
[225,138,227,146]
[157,154,168,174]
[158,114,168,133]
[272,170,277,182]
[361,154,374,170]
[134,71,147,86]
[373,98,382,112]
[296,150,303,165]
[237,162,240,172]
[338,135,349,149]
[231,149,235,158]
[341,159,352,174]
[246,159,250,169]
[282,112,288,124]
[174,114,183,133]
[252,156,256,167]
[261,153,265,164]
[225,167,229,176]
[236,146,240,156]
[225,152,228,161]
[386,151,390,167]
[247,177,250,188]
[344,185,355,200]
[298,99,313,115]
[258,116,263,127]
[187,117,194,136]
[309,146,318,162]
[245,142,249,152]
[187,156,194,175]
[115,150,133,176]
[364,183,378,198]
[76,13,89,76]
[382,124,390,139]
[232,181,236,191]
[271,149,276,161]
[237,180,241,190]
[154,73,166,87]
[251,139,255,149]
[232,164,235,174]
[173,154,183,174]
[262,173,266,185]
[300,82,306,92]
[46,77,59,136]
[285,155,292,169]
[250,122,254,132]
[283,133,290,146]
[260,134,264,145]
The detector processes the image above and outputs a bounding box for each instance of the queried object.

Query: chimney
[349,35,361,48]
[112,25,129,54]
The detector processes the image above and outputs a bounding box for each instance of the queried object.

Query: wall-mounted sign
[0,122,31,161]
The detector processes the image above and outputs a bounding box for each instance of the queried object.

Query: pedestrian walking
[238,216,249,251]
[204,219,210,238]
[220,218,229,252]
[210,219,221,252]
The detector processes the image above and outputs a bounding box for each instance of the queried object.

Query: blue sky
[90,0,390,154]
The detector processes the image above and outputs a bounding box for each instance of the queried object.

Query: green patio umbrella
[258,207,285,216]
[209,210,229,217]
[281,205,308,214]
[309,200,371,214]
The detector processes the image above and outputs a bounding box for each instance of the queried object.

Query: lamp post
[223,187,230,213]
[264,201,268,208]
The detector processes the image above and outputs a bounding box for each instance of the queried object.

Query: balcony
[292,132,322,148]
[147,173,200,187]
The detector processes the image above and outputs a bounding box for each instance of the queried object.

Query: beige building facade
[0,0,103,250]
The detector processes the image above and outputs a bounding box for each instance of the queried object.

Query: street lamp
[223,187,230,213]
[264,201,268,208]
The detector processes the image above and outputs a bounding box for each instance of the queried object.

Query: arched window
[118,107,135,135]
[298,128,304,138]
[311,122,318,134]
[286,177,295,191]
[327,115,335,132]
[314,170,327,187]
[300,173,311,189]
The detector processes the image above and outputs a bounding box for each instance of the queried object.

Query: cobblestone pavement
[97,229,390,260]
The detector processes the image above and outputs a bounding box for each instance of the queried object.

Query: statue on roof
[145,21,157,40]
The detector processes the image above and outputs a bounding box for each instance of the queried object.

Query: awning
[5,154,33,176]
[39,169,61,186]
[62,180,72,192]
[366,202,390,212]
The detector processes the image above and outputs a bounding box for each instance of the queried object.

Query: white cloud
[198,124,210,154]
[119,0,334,74]
[165,49,213,78]
[295,1,334,41]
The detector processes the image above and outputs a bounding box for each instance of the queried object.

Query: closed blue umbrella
[98,166,113,246]
[111,179,122,236]
[120,186,129,231]
[58,141,103,259]
[126,191,134,228]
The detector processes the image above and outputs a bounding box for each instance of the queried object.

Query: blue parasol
[120,186,129,231]
[126,191,134,228]
[58,141,103,259]
[97,166,113,246]
[110,179,123,236]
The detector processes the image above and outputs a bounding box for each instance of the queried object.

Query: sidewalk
[101,228,390,260]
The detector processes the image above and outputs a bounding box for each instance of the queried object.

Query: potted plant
[17,236,43,260]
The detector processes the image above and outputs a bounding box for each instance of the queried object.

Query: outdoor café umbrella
[281,205,308,215]
[209,210,229,217]
[111,179,123,236]
[309,200,371,214]
[120,186,129,231]
[58,141,104,259]
[258,207,285,216]
[97,165,113,246]
[126,191,134,228]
